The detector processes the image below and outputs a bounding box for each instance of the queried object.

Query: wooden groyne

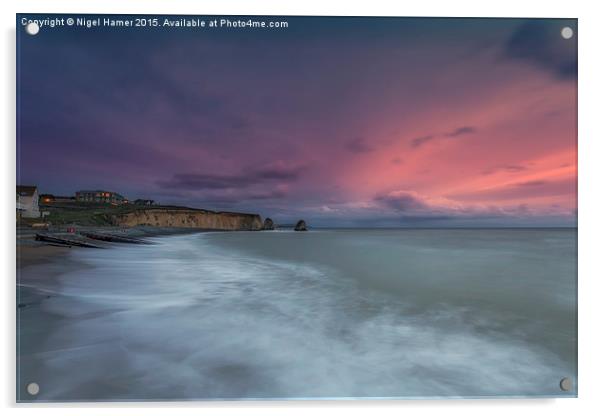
[35,234,103,248]
[80,232,152,244]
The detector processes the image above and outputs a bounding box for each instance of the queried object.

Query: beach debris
[263,218,275,230]
[294,220,308,231]
[80,232,152,244]
[35,233,103,248]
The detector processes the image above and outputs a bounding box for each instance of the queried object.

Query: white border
[3,1,601,415]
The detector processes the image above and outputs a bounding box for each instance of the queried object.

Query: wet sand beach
[17,242,81,401]
[16,226,203,400]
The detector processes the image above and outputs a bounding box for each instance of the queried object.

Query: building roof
[76,190,125,199]
[16,185,37,196]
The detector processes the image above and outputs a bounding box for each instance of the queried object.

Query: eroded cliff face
[112,208,263,230]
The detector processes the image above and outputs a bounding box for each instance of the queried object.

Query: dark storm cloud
[158,173,255,190]
[444,126,476,137]
[345,138,374,154]
[254,164,305,180]
[448,178,574,202]
[503,20,577,79]
[374,191,428,212]
[516,180,547,187]
[410,127,475,149]
[410,135,436,148]
[180,188,289,204]
[246,189,289,200]
[157,164,305,190]
[481,164,528,175]
[393,215,456,223]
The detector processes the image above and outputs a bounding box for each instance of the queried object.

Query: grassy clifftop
[40,203,120,226]
[39,202,262,229]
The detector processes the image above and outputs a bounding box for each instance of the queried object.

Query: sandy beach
[17,245,72,269]
[16,226,205,401]
[17,241,79,400]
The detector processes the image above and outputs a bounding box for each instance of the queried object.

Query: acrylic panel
[16,14,577,401]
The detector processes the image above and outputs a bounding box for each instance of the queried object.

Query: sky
[17,16,577,227]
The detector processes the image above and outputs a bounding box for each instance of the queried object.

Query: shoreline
[17,243,84,401]
[16,226,209,307]
[16,226,203,401]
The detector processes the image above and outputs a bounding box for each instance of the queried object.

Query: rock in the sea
[263,217,275,230]
[294,219,308,231]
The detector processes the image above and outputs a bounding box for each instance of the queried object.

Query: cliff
[111,208,263,231]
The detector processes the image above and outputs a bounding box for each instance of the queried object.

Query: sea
[18,228,577,400]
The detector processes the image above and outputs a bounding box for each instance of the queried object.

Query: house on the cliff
[134,199,155,206]
[39,194,76,204]
[76,190,127,205]
[16,185,40,219]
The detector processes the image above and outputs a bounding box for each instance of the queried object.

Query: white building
[16,185,40,219]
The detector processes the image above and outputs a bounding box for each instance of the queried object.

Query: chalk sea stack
[263,218,275,230]
[294,220,308,231]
